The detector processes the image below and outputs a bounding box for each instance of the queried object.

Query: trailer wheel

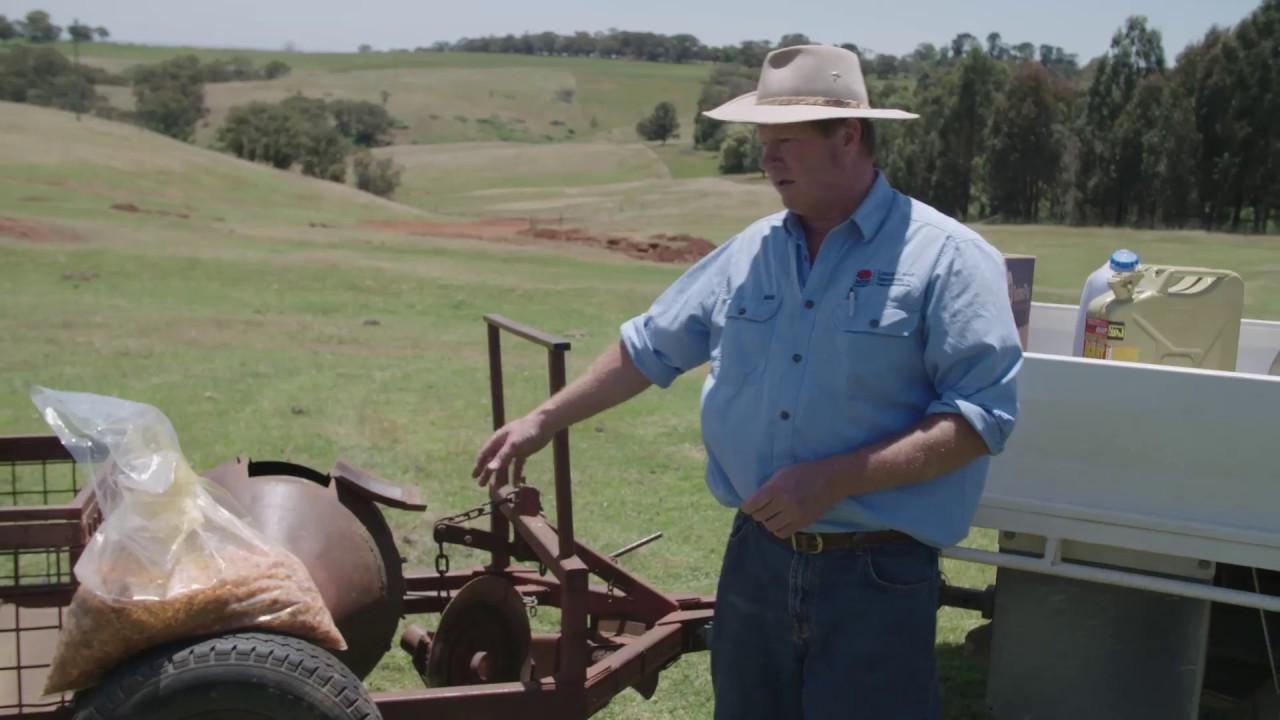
[71,632,382,720]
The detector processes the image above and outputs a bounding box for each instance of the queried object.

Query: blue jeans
[710,511,942,720]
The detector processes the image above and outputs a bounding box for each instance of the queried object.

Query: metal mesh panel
[0,604,71,715]
[0,439,84,717]
[0,459,81,592]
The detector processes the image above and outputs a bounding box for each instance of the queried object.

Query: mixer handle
[331,458,428,512]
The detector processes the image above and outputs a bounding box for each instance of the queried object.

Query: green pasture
[2,99,1278,720]
[74,44,713,149]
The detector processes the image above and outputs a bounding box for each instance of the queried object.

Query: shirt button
[792,354,802,363]
[738,308,746,315]
[870,319,880,328]
[780,411,791,420]
[804,300,814,309]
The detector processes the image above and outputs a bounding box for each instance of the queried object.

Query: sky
[4,0,1264,61]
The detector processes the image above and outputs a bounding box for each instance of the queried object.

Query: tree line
[423,29,1082,83]
[688,2,1276,234]
[0,9,107,43]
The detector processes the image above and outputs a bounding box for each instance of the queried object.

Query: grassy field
[75,43,714,151]
[2,77,1279,720]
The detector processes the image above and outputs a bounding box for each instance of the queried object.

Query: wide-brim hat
[703,44,918,124]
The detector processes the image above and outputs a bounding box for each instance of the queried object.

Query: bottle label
[1083,317,1110,359]
[1084,317,1138,361]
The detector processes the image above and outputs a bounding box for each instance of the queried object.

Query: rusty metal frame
[367,313,715,719]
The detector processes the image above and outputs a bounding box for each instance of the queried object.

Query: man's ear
[843,119,863,154]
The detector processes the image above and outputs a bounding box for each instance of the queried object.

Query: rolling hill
[0,99,423,228]
[74,44,714,147]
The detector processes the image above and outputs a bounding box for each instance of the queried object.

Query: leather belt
[760,524,914,554]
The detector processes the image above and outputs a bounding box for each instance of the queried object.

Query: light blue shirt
[619,170,1023,548]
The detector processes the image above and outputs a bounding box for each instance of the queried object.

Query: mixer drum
[203,457,410,680]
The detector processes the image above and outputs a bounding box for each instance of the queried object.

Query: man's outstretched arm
[471,237,734,486]
[472,340,652,485]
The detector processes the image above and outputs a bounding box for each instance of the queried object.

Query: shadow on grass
[939,639,995,720]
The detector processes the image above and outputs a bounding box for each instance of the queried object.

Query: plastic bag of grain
[30,386,346,695]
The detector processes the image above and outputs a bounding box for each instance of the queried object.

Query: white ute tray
[948,303,1280,610]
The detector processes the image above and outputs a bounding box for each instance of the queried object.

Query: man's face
[757,120,862,217]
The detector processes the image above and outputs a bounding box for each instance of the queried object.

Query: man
[472,44,1022,720]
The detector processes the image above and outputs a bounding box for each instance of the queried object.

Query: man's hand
[471,413,554,487]
[470,340,654,489]
[741,415,993,537]
[741,459,845,539]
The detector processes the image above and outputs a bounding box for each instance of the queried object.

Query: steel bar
[404,567,675,623]
[0,522,82,551]
[548,347,574,561]
[403,567,549,590]
[509,514,589,582]
[559,559,590,688]
[0,587,76,607]
[0,436,74,464]
[568,529,680,622]
[373,681,561,720]
[584,623,684,714]
[484,482,680,620]
[944,545,1280,612]
[484,313,572,351]
[655,608,715,653]
[486,320,512,571]
[667,593,716,611]
[609,532,662,559]
[0,507,82,522]
[432,523,516,557]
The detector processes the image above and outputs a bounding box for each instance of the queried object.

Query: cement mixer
[200,455,421,681]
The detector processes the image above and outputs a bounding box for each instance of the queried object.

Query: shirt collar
[783,169,895,245]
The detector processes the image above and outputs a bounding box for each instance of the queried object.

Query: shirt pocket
[714,289,782,386]
[830,299,925,391]
[832,302,921,337]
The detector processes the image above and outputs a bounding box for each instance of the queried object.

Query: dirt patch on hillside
[362,218,714,264]
[363,218,529,240]
[0,217,82,243]
[110,202,190,219]
[520,226,716,263]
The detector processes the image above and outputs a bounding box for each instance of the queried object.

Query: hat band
[756,96,869,109]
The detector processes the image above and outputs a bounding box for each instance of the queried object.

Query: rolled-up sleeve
[922,235,1023,455]
[620,242,732,389]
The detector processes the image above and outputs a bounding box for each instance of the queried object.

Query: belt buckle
[790,533,823,553]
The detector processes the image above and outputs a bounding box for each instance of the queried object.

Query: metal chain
[434,539,451,601]
[432,493,519,602]
[437,496,511,525]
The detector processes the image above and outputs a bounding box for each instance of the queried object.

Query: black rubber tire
[71,632,383,720]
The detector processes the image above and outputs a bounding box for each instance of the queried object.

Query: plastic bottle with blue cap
[1072,249,1140,356]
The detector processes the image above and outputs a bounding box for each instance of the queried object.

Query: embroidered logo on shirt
[876,270,914,287]
[854,269,915,288]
